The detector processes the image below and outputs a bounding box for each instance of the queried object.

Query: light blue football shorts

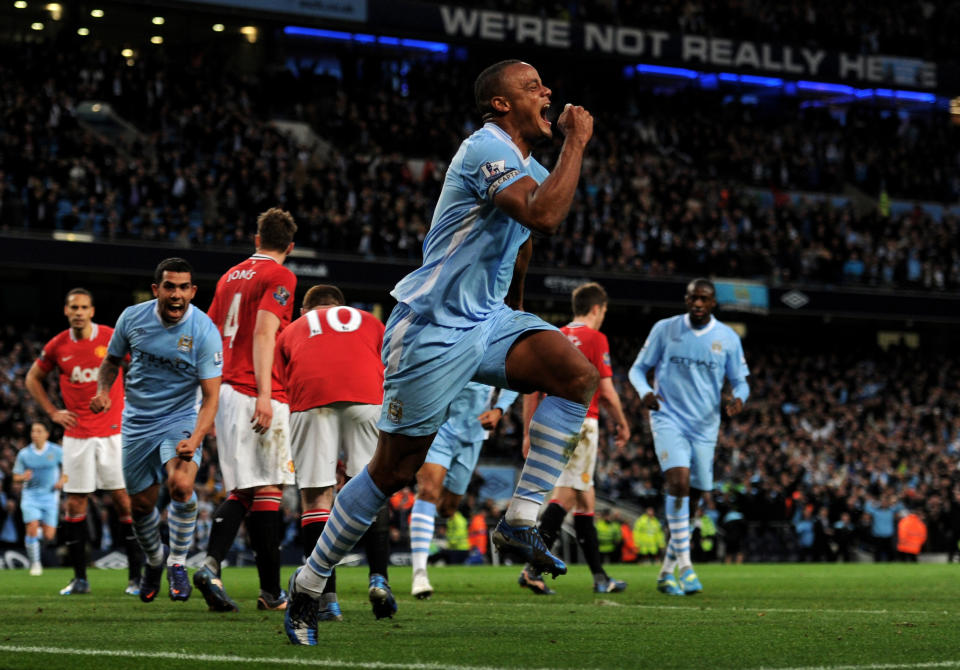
[20,493,59,527]
[650,415,718,491]
[424,423,483,497]
[378,302,557,436]
[122,417,202,495]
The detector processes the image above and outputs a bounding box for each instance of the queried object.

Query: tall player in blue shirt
[629,278,749,596]
[286,60,597,644]
[91,258,222,604]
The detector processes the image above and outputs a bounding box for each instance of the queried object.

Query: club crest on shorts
[387,398,403,423]
[177,335,193,353]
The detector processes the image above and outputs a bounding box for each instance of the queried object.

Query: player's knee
[437,497,460,519]
[130,496,153,517]
[568,363,599,406]
[65,494,87,517]
[415,474,443,504]
[168,479,194,502]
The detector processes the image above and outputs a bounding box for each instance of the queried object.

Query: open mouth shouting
[539,102,552,131]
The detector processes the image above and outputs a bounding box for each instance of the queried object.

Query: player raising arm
[91,258,222,604]
[628,278,749,596]
[285,59,597,645]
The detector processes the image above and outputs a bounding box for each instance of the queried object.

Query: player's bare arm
[505,237,532,311]
[597,377,631,447]
[13,470,32,483]
[25,361,78,429]
[494,105,594,235]
[251,309,281,434]
[725,397,744,416]
[177,375,221,460]
[90,354,123,413]
[478,408,504,431]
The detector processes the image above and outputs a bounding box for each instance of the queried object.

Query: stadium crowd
[595,339,960,559]
[426,0,960,62]
[3,44,960,290]
[3,320,959,562]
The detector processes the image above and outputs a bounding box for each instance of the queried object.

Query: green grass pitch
[0,563,957,670]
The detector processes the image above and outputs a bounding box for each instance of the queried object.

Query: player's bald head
[685,278,715,297]
[475,59,524,121]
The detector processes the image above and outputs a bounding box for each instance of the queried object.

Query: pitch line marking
[0,645,555,670]
[752,661,960,670]
[427,599,954,616]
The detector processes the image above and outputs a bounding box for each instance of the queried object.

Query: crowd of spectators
[591,337,960,560]
[3,42,960,291]
[427,0,960,62]
[4,320,960,562]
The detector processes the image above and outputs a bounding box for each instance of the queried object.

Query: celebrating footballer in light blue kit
[411,383,519,599]
[286,60,597,644]
[93,258,222,605]
[13,422,64,574]
[107,299,222,492]
[629,278,749,597]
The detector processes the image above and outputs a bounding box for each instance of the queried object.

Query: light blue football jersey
[391,122,549,327]
[108,300,222,441]
[13,442,62,495]
[629,314,749,440]
[439,382,519,445]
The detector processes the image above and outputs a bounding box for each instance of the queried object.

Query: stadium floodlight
[121,48,133,58]
[45,2,60,19]
[627,61,942,107]
[797,81,854,95]
[30,21,43,30]
[212,23,224,32]
[283,25,449,53]
[635,64,697,79]
[77,27,89,36]
[240,25,258,43]
[152,16,164,25]
[738,74,782,87]
[90,8,103,17]
[150,35,163,44]
[14,1,27,8]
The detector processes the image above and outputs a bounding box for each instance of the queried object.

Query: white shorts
[290,402,380,489]
[555,417,599,492]
[215,383,295,491]
[62,434,125,493]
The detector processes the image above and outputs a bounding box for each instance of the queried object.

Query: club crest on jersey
[387,398,403,424]
[273,285,290,306]
[711,341,723,354]
[177,335,193,353]
[94,345,108,359]
[480,159,507,182]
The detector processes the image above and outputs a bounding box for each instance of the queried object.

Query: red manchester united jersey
[36,323,124,438]
[207,254,296,403]
[276,306,385,412]
[561,321,612,420]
